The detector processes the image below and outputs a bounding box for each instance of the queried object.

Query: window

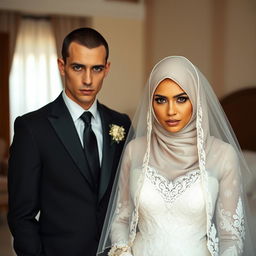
[9,17,62,139]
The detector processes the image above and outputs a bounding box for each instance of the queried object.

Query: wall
[225,0,256,95]
[146,0,213,85]
[145,0,256,98]
[93,16,145,117]
[0,0,144,19]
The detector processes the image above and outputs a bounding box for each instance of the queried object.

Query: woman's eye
[177,96,188,103]
[155,97,166,104]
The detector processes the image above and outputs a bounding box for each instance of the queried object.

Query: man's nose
[83,70,92,86]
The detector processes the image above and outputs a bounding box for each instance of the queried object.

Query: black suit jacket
[8,94,131,256]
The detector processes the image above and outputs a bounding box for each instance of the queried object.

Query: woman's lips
[165,119,180,127]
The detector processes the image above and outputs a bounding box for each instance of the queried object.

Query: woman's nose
[167,102,176,116]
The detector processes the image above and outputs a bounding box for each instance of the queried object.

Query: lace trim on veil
[128,110,153,245]
[197,103,219,255]
[197,103,245,256]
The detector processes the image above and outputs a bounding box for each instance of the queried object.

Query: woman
[97,56,255,255]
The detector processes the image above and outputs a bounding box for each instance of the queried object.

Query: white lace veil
[97,56,255,255]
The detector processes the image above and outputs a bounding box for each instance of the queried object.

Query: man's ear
[104,62,111,77]
[57,58,65,76]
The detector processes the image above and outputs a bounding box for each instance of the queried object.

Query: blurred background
[0,0,256,255]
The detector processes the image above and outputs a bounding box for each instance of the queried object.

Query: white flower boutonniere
[109,124,126,144]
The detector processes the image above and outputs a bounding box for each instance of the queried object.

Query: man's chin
[79,97,96,110]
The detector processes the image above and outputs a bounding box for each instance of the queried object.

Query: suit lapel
[48,94,94,186]
[98,103,116,201]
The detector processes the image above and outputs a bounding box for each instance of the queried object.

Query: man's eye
[72,65,82,71]
[93,66,104,72]
[177,96,189,103]
[155,97,166,104]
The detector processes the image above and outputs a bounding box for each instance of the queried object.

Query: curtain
[0,10,20,69]
[9,17,62,140]
[0,11,20,146]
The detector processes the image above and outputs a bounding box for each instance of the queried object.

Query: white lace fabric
[146,167,200,204]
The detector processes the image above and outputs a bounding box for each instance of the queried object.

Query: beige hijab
[148,56,213,179]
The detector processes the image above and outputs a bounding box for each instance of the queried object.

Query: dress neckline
[146,165,200,184]
[145,166,201,204]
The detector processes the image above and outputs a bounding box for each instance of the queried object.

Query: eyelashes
[177,96,189,103]
[154,97,167,104]
[72,64,83,71]
[71,65,105,72]
[154,96,189,104]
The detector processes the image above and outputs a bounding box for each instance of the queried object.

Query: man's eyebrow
[70,63,106,69]
[92,64,105,68]
[70,62,85,67]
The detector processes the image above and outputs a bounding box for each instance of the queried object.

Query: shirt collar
[62,90,98,122]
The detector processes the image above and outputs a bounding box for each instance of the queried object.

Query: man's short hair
[61,27,109,63]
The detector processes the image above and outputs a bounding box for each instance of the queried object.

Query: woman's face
[152,78,193,133]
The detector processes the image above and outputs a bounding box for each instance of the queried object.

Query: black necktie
[80,112,100,189]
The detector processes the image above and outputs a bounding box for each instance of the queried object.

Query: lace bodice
[129,167,209,256]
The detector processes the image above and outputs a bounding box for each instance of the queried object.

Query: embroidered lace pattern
[108,241,131,256]
[146,166,200,204]
[218,197,245,254]
[111,202,132,255]
[128,110,153,245]
[207,224,219,256]
[196,102,219,256]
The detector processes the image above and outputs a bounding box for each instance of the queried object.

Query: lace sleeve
[216,145,245,256]
[109,144,133,256]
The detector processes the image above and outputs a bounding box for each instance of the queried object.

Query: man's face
[58,42,110,109]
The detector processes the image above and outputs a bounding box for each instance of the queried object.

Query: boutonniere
[109,124,126,144]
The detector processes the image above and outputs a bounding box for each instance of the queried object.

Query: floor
[0,210,15,256]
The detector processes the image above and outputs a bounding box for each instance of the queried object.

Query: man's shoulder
[18,95,61,123]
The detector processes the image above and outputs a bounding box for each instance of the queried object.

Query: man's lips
[165,119,180,127]
[80,89,94,95]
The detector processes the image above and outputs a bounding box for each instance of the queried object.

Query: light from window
[9,18,63,140]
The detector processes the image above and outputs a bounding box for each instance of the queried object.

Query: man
[8,27,131,256]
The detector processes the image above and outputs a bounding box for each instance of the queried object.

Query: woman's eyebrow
[154,94,166,97]
[173,92,187,98]
[154,92,187,98]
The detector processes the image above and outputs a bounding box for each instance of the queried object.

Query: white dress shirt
[62,91,103,165]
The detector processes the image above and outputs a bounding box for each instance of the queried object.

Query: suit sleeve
[8,116,44,256]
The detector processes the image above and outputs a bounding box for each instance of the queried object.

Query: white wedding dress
[130,167,211,256]
[110,141,245,256]
[105,56,251,256]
